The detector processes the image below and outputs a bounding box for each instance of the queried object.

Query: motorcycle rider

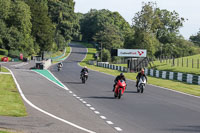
[57,62,63,69]
[113,73,126,91]
[136,68,147,87]
[80,66,89,80]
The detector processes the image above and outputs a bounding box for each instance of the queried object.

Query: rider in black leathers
[80,66,89,80]
[113,73,126,91]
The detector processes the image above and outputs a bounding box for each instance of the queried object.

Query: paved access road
[50,43,200,133]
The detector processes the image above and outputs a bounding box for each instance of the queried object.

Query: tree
[26,0,55,53]
[130,2,186,57]
[48,0,80,47]
[93,24,124,51]
[80,9,131,43]
[190,30,200,46]
[0,0,35,55]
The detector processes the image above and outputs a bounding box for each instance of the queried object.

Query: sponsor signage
[118,49,147,57]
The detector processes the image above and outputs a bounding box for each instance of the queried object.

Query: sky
[73,0,200,40]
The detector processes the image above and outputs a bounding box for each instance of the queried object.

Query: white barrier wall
[43,59,52,69]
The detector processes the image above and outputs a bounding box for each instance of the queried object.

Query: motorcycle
[81,71,88,84]
[114,79,126,99]
[57,65,62,71]
[137,76,146,93]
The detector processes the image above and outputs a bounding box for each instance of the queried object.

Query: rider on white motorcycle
[136,68,147,87]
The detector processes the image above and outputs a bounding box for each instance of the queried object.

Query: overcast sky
[74,0,200,40]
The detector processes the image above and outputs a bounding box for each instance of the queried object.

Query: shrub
[0,49,8,56]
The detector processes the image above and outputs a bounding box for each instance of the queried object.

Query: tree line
[0,0,79,57]
[0,1,200,60]
[78,2,200,62]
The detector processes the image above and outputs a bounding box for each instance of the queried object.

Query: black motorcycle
[81,71,88,83]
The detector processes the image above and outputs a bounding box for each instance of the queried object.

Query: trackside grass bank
[0,70,27,117]
[76,42,200,96]
[150,54,200,75]
[0,66,9,72]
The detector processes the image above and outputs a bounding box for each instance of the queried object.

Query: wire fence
[156,56,200,69]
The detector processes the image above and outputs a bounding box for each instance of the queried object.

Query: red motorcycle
[114,79,126,99]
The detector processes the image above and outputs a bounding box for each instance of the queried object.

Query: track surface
[50,43,200,133]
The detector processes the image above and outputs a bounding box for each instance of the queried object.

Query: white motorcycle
[137,76,147,93]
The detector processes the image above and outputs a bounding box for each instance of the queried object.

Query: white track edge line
[6,67,96,133]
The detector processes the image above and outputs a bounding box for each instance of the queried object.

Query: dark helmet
[120,73,124,76]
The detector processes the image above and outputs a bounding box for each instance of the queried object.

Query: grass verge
[0,66,9,72]
[150,54,200,75]
[0,73,27,117]
[52,46,71,64]
[77,42,200,96]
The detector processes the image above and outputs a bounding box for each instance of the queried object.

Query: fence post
[182,57,184,67]
[198,59,199,69]
[192,59,194,68]
[187,58,188,67]
[177,58,179,66]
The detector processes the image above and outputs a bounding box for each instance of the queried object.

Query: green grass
[0,66,9,72]
[0,128,22,133]
[0,130,13,133]
[150,54,200,75]
[52,46,71,64]
[0,74,27,117]
[77,41,200,96]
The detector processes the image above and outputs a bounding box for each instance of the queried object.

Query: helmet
[84,66,87,69]
[120,73,124,76]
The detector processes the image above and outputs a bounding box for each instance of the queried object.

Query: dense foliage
[0,0,79,57]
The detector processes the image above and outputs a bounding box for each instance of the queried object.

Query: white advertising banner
[117,49,147,57]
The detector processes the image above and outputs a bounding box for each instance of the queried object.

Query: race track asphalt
[1,42,200,133]
[50,42,200,133]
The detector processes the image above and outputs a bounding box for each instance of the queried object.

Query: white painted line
[11,62,28,67]
[6,67,96,133]
[100,116,107,120]
[86,104,91,107]
[106,121,113,125]
[79,99,83,101]
[69,91,73,93]
[115,127,122,131]
[47,70,69,91]
[0,72,11,74]
[76,97,80,99]
[82,101,87,104]
[73,94,77,97]
[94,111,100,114]
[90,107,95,110]
[32,70,69,91]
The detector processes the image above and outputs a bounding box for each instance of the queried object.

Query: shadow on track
[85,96,115,99]
[164,125,200,132]
[64,81,83,84]
[124,90,138,93]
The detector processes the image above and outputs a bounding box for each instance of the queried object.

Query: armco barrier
[145,68,200,85]
[97,62,127,72]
